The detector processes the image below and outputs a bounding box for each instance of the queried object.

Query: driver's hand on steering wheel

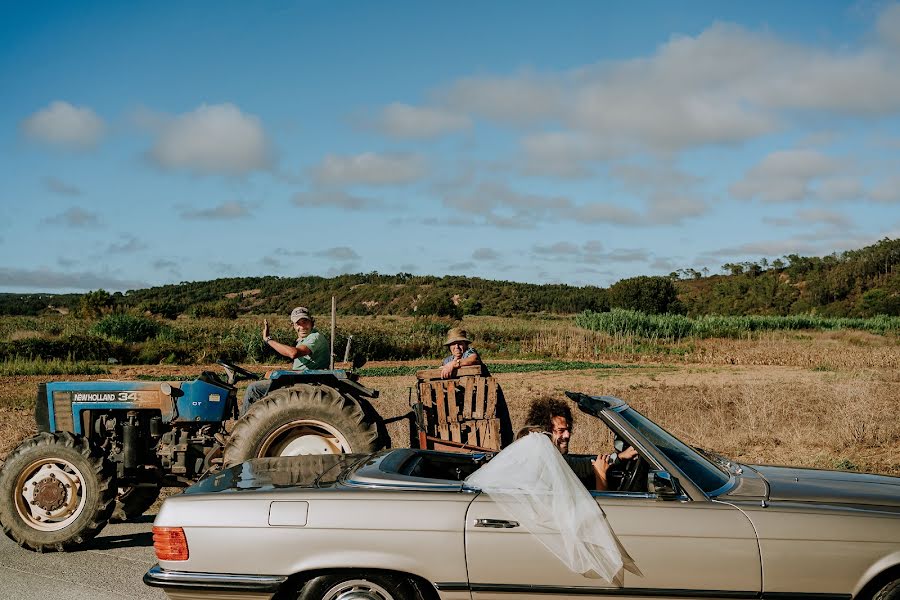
[620,447,638,461]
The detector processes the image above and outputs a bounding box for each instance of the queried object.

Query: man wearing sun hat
[439,327,513,447]
[241,306,330,414]
[440,327,484,379]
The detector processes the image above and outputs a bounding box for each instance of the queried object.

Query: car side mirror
[648,470,681,499]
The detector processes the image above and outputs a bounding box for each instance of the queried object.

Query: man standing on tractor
[241,306,329,414]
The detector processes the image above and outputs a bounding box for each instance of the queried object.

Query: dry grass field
[1,331,897,477]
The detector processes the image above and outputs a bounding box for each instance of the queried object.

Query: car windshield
[619,407,731,495]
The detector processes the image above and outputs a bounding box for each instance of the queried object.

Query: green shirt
[292,330,329,371]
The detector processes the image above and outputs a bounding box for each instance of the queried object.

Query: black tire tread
[874,579,900,600]
[223,384,380,467]
[296,571,415,600]
[111,484,161,522]
[0,431,116,552]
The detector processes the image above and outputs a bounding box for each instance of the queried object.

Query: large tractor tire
[110,484,161,522]
[0,431,116,552]
[223,384,380,467]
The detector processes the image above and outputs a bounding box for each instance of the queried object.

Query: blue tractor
[0,360,385,552]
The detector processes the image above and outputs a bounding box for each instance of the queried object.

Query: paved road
[0,515,165,600]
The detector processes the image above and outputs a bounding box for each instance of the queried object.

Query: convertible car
[144,392,900,600]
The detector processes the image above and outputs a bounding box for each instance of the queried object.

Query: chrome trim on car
[441,583,852,599]
[143,565,287,592]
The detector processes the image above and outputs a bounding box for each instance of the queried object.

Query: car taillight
[153,526,189,561]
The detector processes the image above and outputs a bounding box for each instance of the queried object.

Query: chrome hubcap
[321,579,395,600]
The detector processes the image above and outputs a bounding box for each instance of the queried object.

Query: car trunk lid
[183,454,372,495]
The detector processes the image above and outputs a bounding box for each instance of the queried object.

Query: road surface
[0,515,164,600]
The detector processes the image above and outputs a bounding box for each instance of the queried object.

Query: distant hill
[2,237,898,318]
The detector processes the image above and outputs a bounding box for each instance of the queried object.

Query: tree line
[1,237,897,318]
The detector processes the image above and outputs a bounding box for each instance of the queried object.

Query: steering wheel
[216,359,260,382]
[618,446,646,492]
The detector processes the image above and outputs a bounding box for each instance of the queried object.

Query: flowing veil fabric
[465,433,635,582]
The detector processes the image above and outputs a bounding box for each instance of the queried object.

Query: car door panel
[465,494,760,600]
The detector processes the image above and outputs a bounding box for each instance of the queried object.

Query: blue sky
[2,1,900,293]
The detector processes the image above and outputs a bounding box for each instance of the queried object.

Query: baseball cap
[290,307,312,323]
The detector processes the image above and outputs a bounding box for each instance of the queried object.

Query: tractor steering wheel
[217,359,260,382]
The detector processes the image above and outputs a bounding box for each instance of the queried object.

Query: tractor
[0,360,386,552]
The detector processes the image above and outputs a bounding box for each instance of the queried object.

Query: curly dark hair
[524,396,573,432]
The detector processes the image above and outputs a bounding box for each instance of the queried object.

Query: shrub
[93,314,161,343]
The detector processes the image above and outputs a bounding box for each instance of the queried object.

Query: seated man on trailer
[241,306,330,415]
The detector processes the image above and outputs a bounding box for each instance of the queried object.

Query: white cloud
[730,149,841,203]
[521,131,622,177]
[877,3,900,48]
[815,177,864,202]
[312,152,425,186]
[107,235,147,253]
[149,104,273,175]
[43,176,81,196]
[439,73,563,123]
[870,176,900,203]
[472,248,501,260]
[0,267,146,292]
[22,101,105,149]
[377,103,471,138]
[180,200,253,219]
[42,207,101,228]
[291,189,380,211]
[532,240,650,266]
[316,246,360,261]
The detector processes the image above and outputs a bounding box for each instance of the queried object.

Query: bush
[93,314,161,343]
[608,276,683,314]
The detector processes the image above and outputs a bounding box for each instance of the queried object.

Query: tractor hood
[752,465,900,509]
[184,454,371,495]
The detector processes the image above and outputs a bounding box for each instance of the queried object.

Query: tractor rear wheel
[0,432,116,551]
[223,384,380,467]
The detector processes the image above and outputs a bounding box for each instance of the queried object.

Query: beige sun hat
[444,327,471,346]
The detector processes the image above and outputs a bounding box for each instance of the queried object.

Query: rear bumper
[144,564,287,598]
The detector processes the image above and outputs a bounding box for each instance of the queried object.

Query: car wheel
[223,384,380,467]
[874,578,900,600]
[0,432,116,551]
[297,573,415,600]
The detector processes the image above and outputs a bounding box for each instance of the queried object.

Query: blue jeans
[241,380,272,415]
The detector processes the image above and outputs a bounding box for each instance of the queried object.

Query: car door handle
[474,518,519,528]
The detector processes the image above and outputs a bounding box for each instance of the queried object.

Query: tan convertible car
[144,392,900,600]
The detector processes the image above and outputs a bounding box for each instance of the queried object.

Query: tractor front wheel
[0,432,116,551]
[223,384,380,467]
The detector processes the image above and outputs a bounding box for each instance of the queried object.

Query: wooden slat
[465,422,477,445]
[436,384,448,425]
[416,382,427,407]
[446,382,459,424]
[475,420,488,447]
[485,379,497,417]
[474,380,486,419]
[462,378,474,419]
[450,422,461,442]
[488,418,500,449]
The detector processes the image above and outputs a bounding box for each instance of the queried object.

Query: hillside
[2,237,898,318]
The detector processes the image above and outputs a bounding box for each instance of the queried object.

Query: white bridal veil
[465,432,635,582]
